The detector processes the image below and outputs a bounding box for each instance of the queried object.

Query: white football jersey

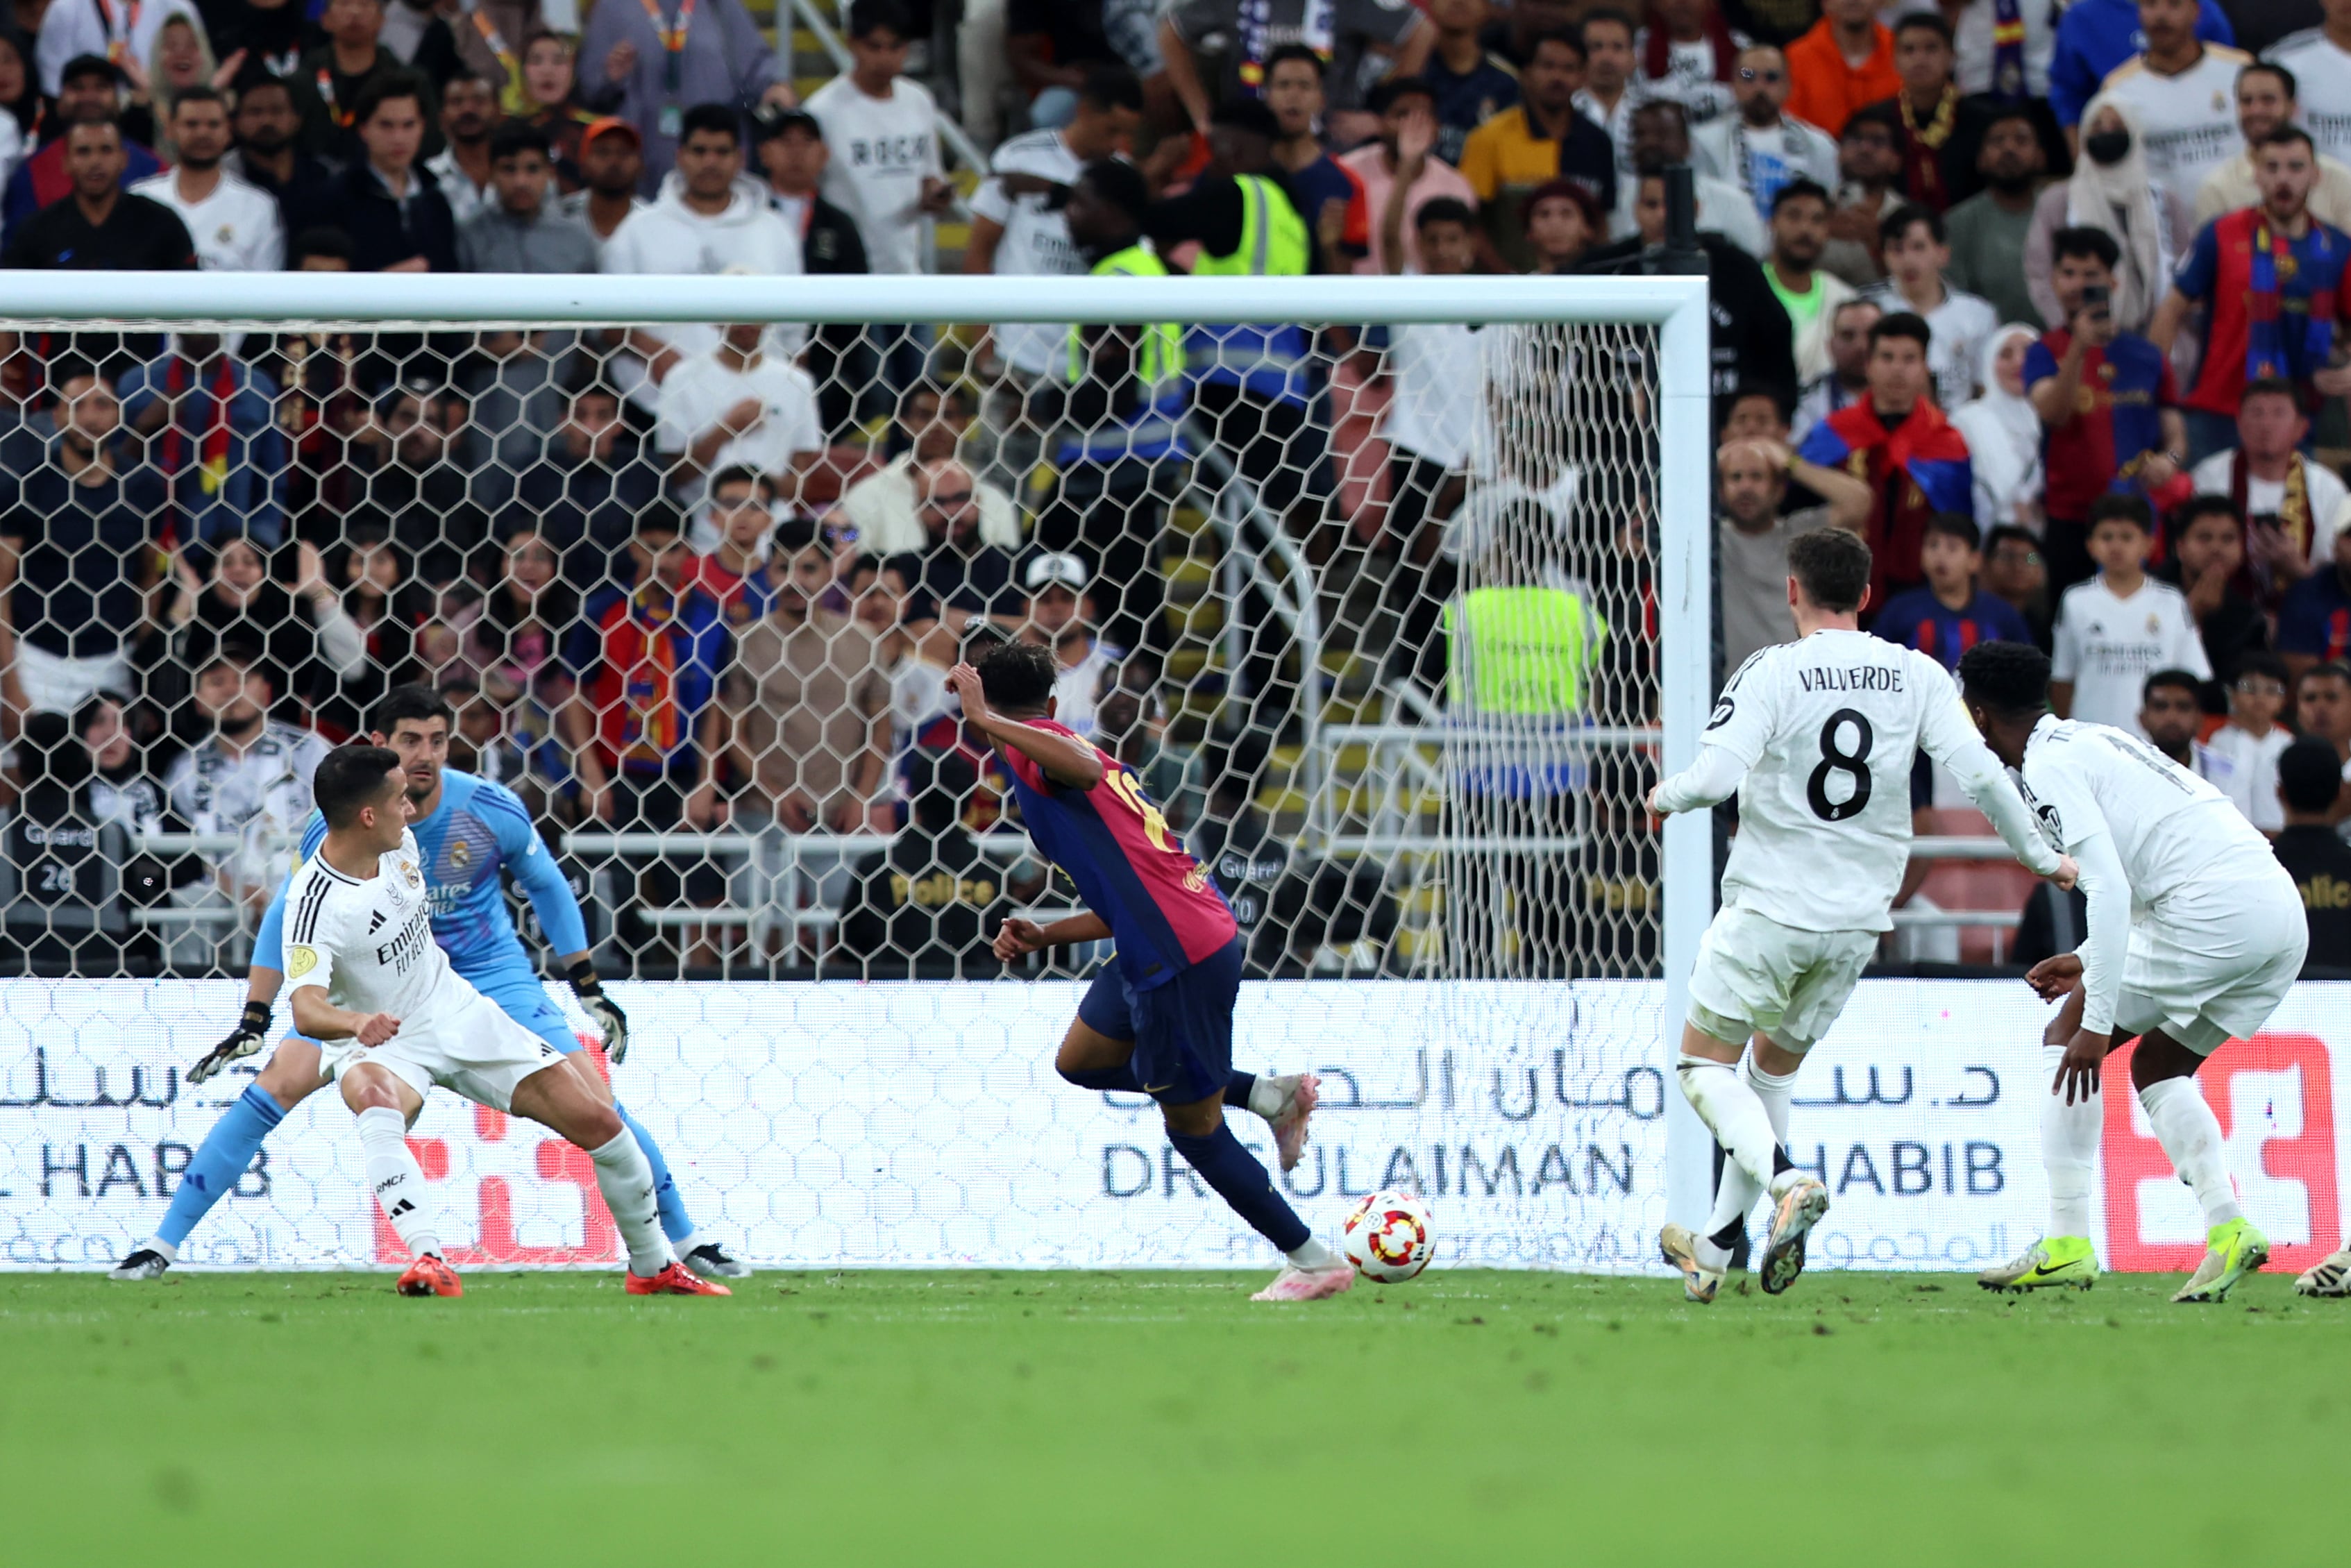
[2050,575,2211,734]
[2266,31,2351,165]
[281,829,475,1028]
[2100,47,2250,221]
[2016,716,2272,910]
[1669,630,2051,932]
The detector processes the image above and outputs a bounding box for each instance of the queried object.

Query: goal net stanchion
[0,271,1712,1271]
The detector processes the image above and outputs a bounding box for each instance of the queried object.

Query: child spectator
[807,0,950,280]
[686,466,780,625]
[2198,650,2293,833]
[2280,513,2351,680]
[1982,522,2053,649]
[1341,76,1476,277]
[2050,493,2211,731]
[1871,511,2034,672]
[1860,203,1998,410]
[2152,494,2267,689]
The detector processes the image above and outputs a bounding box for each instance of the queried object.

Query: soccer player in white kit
[1649,530,2077,1301]
[1959,641,2307,1304]
[282,744,729,1298]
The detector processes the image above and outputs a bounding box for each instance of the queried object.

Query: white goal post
[1,271,1718,1265]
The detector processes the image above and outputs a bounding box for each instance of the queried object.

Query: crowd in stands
[4,0,2351,978]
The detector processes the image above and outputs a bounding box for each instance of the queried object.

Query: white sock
[588,1128,673,1276]
[143,1238,179,1263]
[2138,1077,2243,1230]
[2041,1043,2101,1238]
[1677,1053,1782,1194]
[1248,1074,1286,1120]
[357,1105,441,1259]
[1701,1054,1797,1251]
[1286,1236,1341,1270]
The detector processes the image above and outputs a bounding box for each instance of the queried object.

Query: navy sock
[1059,1061,1146,1093]
[615,1102,693,1244]
[1224,1070,1258,1108]
[158,1084,284,1248]
[1168,1124,1310,1253]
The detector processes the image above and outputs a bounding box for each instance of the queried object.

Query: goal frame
[7,269,1717,1230]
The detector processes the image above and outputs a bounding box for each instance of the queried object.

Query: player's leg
[339,1061,460,1298]
[1665,1029,1805,1302]
[2130,1028,2269,1303]
[1980,985,2102,1291]
[113,1038,332,1281]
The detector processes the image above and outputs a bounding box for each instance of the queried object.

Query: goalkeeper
[111,686,748,1282]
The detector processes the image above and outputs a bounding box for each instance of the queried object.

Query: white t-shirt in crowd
[655,350,824,484]
[2197,722,2293,833]
[129,169,285,272]
[1689,114,1841,227]
[1381,317,1483,471]
[2050,575,2213,733]
[807,73,944,276]
[1051,637,1124,736]
[2099,45,2251,223]
[2188,448,2351,568]
[2265,31,2351,166]
[1860,278,2000,410]
[970,128,1085,378]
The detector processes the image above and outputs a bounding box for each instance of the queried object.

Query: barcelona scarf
[158,355,238,546]
[1989,0,2026,99]
[2246,219,2336,389]
[615,584,683,770]
[1802,400,1972,599]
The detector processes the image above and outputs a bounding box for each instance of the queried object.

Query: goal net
[0,273,1712,1270]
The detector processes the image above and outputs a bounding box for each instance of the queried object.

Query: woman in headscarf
[0,23,37,189]
[1950,323,2046,532]
[2023,93,2182,335]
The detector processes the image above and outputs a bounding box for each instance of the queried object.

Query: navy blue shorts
[1076,938,1244,1105]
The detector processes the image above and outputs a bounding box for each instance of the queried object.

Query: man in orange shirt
[1785,0,1901,138]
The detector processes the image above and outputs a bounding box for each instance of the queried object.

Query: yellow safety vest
[1067,242,1182,387]
[1444,586,1608,716]
[1188,174,1308,278]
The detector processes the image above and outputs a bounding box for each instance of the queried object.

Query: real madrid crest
[449,838,471,868]
[405,862,421,888]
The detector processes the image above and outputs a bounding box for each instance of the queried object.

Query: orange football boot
[625,1260,732,1296]
[396,1254,462,1297]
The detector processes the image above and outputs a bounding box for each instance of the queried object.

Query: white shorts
[323,989,565,1112]
[1686,907,1878,1053]
[2117,858,2309,1055]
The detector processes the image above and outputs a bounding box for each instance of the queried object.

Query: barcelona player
[950,641,1347,1301]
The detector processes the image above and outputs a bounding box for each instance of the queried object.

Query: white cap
[1023,550,1088,591]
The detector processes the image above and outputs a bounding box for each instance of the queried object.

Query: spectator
[2154,494,2268,687]
[159,652,327,970]
[462,526,580,718]
[133,12,226,161]
[437,0,541,113]
[653,319,824,501]
[422,68,501,226]
[1871,510,2034,670]
[1613,96,1765,255]
[2298,662,2351,775]
[684,466,777,621]
[559,505,727,951]
[1929,0,2055,102]
[2196,649,2293,832]
[1519,177,1601,273]
[288,225,354,270]
[496,376,666,578]
[79,688,171,839]
[34,0,199,97]
[1458,26,1618,272]
[2187,378,2350,609]
[519,31,597,181]
[1571,8,1642,174]
[963,62,1140,407]
[600,102,802,400]
[723,517,890,834]
[1764,179,1856,382]
[1796,311,1974,602]
[1868,12,1965,212]
[1982,522,2053,648]
[1784,0,1899,140]
[0,29,28,189]
[847,555,953,754]
[1261,45,1360,276]
[1792,295,1880,439]
[836,748,1006,978]
[457,120,598,272]
[807,0,950,283]
[575,0,790,188]
[1,55,163,232]
[557,115,649,250]
[2048,0,2234,135]
[321,380,491,559]
[839,382,1022,556]
[1372,182,1482,580]
[1157,0,1431,138]
[206,0,307,80]
[2273,735,2351,967]
[1635,0,1746,127]
[117,330,289,548]
[2098,0,2249,223]
[1861,204,1998,407]
[2192,60,2351,233]
[1942,106,2045,326]
[1018,551,1120,736]
[1421,0,1519,168]
[127,88,282,271]
[887,457,1024,645]
[2137,665,2206,768]
[224,73,339,241]
[1690,42,1839,232]
[2049,492,2210,729]
[0,362,167,722]
[1581,171,1795,403]
[2027,224,2186,596]
[1342,77,1478,276]
[752,105,866,275]
[166,532,369,715]
[1003,0,1124,133]
[2269,12,2351,170]
[300,0,432,164]
[375,0,462,84]
[1819,102,1903,285]
[2281,512,2351,678]
[1949,324,2046,530]
[1721,384,1791,445]
[0,114,194,276]
[323,72,460,271]
[2025,99,2180,339]
[1714,434,1872,671]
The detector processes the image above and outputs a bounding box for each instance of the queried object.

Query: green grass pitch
[2,1267,2343,1565]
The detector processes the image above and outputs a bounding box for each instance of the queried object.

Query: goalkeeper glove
[570,959,630,1063]
[188,1000,273,1084]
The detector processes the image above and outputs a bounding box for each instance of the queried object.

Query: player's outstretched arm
[947,663,1106,789]
[192,872,299,1084]
[287,984,398,1047]
[1648,744,1746,816]
[1920,674,2068,880]
[478,786,627,1059]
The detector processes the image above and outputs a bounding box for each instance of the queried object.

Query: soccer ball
[1342,1190,1435,1282]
